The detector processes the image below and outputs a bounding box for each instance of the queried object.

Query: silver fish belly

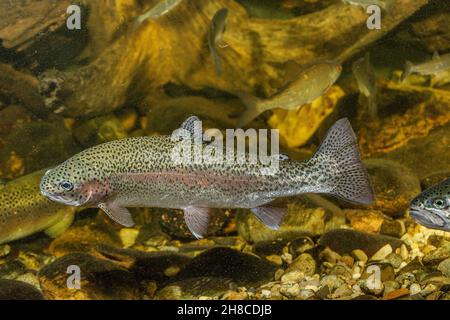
[40,116,374,238]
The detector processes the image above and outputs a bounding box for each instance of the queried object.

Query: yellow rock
[119,228,139,248]
[268,85,345,148]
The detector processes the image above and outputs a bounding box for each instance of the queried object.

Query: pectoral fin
[183,206,211,239]
[44,210,76,238]
[251,206,287,230]
[99,202,135,227]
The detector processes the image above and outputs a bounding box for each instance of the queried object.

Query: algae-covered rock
[0,279,45,300]
[90,245,192,283]
[319,229,404,258]
[48,217,122,257]
[38,252,140,300]
[155,276,235,300]
[176,247,277,287]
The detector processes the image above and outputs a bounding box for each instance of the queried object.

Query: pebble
[400,244,409,260]
[383,280,400,296]
[281,270,305,284]
[120,228,140,248]
[351,249,368,263]
[298,289,315,300]
[385,253,403,268]
[281,283,301,298]
[260,289,271,299]
[266,255,283,266]
[319,247,341,264]
[285,253,316,276]
[371,244,393,261]
[340,255,355,268]
[281,252,293,264]
[409,283,421,295]
[320,275,344,291]
[437,258,450,277]
[383,288,410,300]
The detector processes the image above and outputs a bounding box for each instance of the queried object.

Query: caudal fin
[311,118,375,205]
[236,92,263,127]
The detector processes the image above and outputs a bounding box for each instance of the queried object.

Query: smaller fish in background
[208,8,229,77]
[409,177,450,232]
[352,52,378,119]
[131,0,182,31]
[342,0,388,10]
[401,52,450,82]
[237,61,342,126]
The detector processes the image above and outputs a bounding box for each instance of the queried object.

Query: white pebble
[409,283,421,295]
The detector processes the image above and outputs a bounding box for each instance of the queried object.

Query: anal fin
[251,206,287,230]
[183,206,211,239]
[99,202,135,227]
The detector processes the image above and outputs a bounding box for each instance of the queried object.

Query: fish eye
[433,198,447,209]
[59,181,74,191]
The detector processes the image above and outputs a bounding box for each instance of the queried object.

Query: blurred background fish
[208,8,229,76]
[402,52,450,82]
[0,170,76,245]
[237,61,342,126]
[352,52,378,119]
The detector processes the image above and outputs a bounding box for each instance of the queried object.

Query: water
[0,0,449,300]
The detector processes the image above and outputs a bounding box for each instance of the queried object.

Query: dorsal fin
[180,116,202,140]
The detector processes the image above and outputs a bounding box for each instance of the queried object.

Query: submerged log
[38,0,429,118]
[0,0,70,51]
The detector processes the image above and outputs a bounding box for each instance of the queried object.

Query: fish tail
[401,61,413,82]
[309,118,375,205]
[236,92,263,127]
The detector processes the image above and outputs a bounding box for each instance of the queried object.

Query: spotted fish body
[410,177,450,232]
[40,117,374,238]
[0,170,75,244]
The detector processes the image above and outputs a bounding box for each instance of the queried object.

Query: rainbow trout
[409,177,450,231]
[40,117,374,238]
[0,170,75,244]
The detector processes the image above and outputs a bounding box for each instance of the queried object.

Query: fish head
[40,159,109,207]
[409,179,450,231]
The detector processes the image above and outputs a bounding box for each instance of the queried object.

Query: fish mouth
[409,208,448,229]
[40,190,84,207]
